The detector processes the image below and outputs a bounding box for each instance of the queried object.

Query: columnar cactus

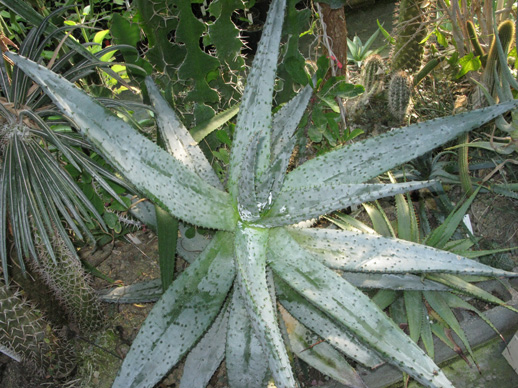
[388,70,412,121]
[360,54,385,102]
[391,0,431,72]
[481,19,515,101]
[33,230,104,332]
[0,282,76,378]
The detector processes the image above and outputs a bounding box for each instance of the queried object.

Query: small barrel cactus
[0,282,76,378]
[33,230,104,332]
[388,70,412,121]
[360,54,385,99]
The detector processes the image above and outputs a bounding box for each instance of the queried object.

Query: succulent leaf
[234,223,297,387]
[280,306,368,388]
[269,228,455,388]
[288,227,518,277]
[112,232,235,388]
[228,0,286,199]
[145,77,223,190]
[179,304,229,388]
[261,180,436,227]
[275,277,384,368]
[6,52,238,231]
[226,287,270,388]
[283,100,518,188]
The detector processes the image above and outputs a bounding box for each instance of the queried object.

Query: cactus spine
[0,282,75,378]
[391,0,430,72]
[33,230,104,332]
[388,71,412,121]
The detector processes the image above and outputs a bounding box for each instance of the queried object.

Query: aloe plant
[8,0,518,387]
[328,177,515,364]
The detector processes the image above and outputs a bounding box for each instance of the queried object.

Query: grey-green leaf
[228,0,286,199]
[145,77,223,189]
[234,223,297,388]
[283,100,518,188]
[8,53,237,231]
[179,304,228,388]
[226,288,270,388]
[269,228,455,388]
[288,227,518,277]
[260,181,435,227]
[111,232,235,388]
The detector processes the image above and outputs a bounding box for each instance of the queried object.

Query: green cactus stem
[480,20,515,103]
[33,230,104,332]
[391,0,430,72]
[361,54,385,97]
[467,20,487,67]
[0,282,76,378]
[388,70,412,121]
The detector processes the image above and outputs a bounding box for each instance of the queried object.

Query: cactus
[388,70,412,121]
[391,0,431,72]
[481,20,515,101]
[467,20,487,67]
[360,54,385,99]
[0,281,76,378]
[32,230,104,333]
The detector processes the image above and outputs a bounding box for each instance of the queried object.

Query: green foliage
[346,28,384,67]
[0,8,130,285]
[10,1,518,387]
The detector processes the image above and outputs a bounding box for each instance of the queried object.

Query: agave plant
[8,0,518,387]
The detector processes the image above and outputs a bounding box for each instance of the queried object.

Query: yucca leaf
[112,232,235,388]
[179,304,229,388]
[275,277,384,369]
[280,306,368,388]
[234,224,296,388]
[326,213,377,234]
[98,279,162,303]
[269,228,455,388]
[288,228,518,277]
[260,180,435,227]
[226,287,270,388]
[284,100,518,189]
[145,77,223,190]
[8,52,238,231]
[228,0,286,199]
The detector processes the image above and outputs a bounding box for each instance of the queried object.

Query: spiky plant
[9,1,518,387]
[0,8,131,322]
[328,177,515,365]
[0,279,76,378]
[391,0,431,72]
[33,228,104,332]
[388,70,412,121]
[358,54,385,106]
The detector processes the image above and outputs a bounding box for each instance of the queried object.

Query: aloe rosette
[8,0,518,387]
